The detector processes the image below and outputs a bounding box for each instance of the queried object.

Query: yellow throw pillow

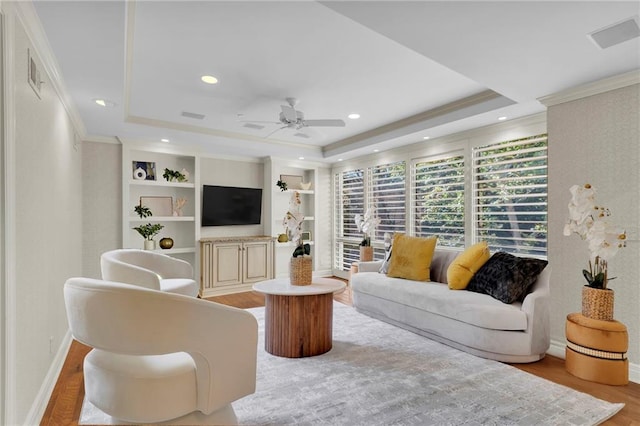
[447,241,491,290]
[387,234,438,281]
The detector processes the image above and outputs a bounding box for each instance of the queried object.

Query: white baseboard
[547,338,639,384]
[24,330,73,425]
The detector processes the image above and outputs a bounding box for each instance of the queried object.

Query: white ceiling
[32,1,640,162]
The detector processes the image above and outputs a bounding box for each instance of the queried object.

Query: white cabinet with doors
[200,236,275,297]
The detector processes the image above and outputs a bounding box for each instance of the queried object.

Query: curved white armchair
[64,277,258,424]
[101,249,199,297]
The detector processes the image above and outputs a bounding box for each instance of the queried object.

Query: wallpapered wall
[82,142,122,279]
[547,83,640,364]
[12,18,83,423]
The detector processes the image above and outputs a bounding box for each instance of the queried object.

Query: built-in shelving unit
[264,158,318,278]
[121,142,200,271]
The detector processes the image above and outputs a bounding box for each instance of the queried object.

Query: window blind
[333,169,365,271]
[412,153,465,248]
[367,161,406,242]
[473,134,548,256]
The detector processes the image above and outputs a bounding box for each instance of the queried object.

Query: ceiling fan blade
[303,119,346,127]
[264,125,288,139]
[281,105,298,122]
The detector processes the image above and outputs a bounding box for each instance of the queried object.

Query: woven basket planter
[360,246,374,262]
[582,286,614,321]
[290,256,312,286]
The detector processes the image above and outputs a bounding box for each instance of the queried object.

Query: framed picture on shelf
[301,231,312,241]
[140,196,173,217]
[279,174,303,190]
[132,161,157,181]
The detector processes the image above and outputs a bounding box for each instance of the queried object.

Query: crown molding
[539,70,640,107]
[13,1,87,138]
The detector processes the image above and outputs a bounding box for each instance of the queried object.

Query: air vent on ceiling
[588,17,640,49]
[294,133,310,139]
[181,111,205,120]
[243,123,265,130]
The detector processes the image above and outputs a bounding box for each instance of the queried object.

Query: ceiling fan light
[201,75,218,84]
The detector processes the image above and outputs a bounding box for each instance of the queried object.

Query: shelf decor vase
[360,246,373,262]
[290,256,312,286]
[159,237,174,250]
[582,286,614,321]
[144,240,156,251]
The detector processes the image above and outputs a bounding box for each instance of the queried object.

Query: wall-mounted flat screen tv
[202,185,263,226]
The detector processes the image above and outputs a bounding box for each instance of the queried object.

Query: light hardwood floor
[41,288,639,426]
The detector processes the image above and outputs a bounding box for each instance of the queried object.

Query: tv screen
[202,185,263,226]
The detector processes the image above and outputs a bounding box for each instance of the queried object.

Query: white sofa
[350,249,551,363]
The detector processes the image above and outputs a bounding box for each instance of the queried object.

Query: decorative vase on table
[290,255,312,286]
[359,246,373,262]
[582,286,614,321]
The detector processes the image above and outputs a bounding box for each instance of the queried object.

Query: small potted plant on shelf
[162,168,188,182]
[133,204,164,250]
[283,191,311,285]
[355,208,381,261]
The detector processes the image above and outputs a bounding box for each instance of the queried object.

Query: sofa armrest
[357,261,383,273]
[521,266,551,355]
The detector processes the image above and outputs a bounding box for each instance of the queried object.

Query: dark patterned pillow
[466,252,548,304]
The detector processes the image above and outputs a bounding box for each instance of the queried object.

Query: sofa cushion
[429,249,461,284]
[447,242,491,290]
[387,234,437,281]
[466,252,548,304]
[351,272,527,331]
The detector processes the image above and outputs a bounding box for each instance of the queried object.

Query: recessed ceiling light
[94,98,115,107]
[348,113,360,120]
[201,75,218,84]
[373,149,379,153]
[338,158,343,162]
[498,116,507,121]
[161,138,170,143]
[423,136,430,140]
[298,156,305,160]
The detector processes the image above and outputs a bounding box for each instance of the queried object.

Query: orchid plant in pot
[563,183,626,320]
[283,191,311,285]
[355,208,381,261]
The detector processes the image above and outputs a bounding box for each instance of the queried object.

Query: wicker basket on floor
[582,286,614,321]
[290,256,312,286]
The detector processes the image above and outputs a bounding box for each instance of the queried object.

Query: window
[333,162,406,271]
[367,161,406,241]
[332,130,548,275]
[333,169,364,271]
[412,153,465,248]
[473,134,548,256]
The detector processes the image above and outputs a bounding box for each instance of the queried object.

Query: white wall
[82,141,122,279]
[3,5,83,423]
[546,79,640,365]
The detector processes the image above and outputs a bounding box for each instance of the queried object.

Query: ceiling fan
[239,97,346,138]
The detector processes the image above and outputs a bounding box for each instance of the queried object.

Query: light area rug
[81,302,624,425]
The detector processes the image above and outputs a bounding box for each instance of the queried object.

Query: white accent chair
[64,277,258,424]
[101,249,199,297]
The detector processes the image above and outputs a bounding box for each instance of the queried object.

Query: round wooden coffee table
[252,277,346,358]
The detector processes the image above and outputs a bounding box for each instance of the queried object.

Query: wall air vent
[243,123,265,130]
[181,111,205,120]
[294,133,310,138]
[588,17,640,49]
